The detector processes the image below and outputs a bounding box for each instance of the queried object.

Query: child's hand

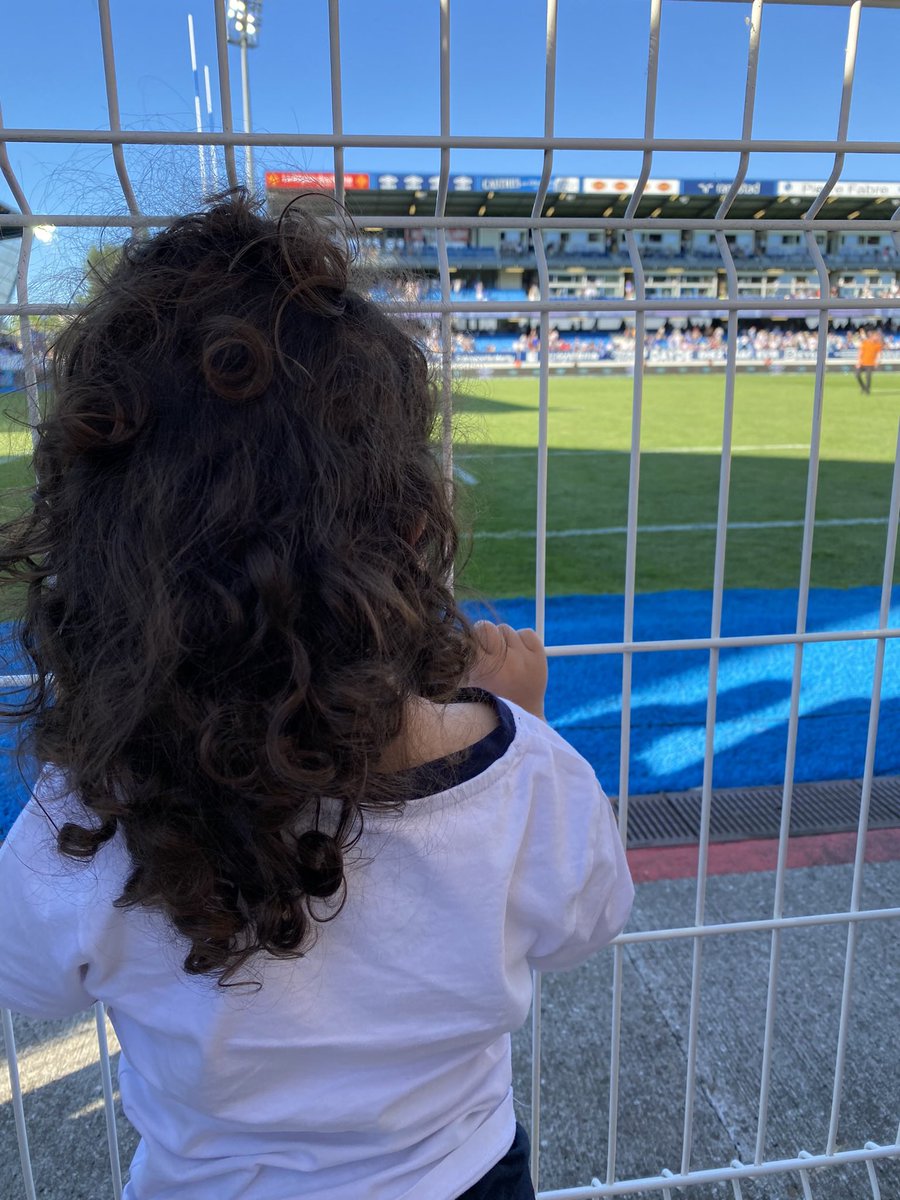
[467,621,547,721]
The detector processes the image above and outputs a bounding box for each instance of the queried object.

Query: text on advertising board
[581,178,679,195]
[265,171,371,190]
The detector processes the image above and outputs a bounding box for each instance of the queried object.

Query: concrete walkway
[3,858,898,1199]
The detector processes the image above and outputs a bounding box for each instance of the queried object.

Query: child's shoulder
[426,692,595,788]
[395,695,502,771]
[451,692,605,809]
[501,697,597,770]
[1,769,129,896]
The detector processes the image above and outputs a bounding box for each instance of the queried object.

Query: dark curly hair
[0,192,475,983]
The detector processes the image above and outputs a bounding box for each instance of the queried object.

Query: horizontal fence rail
[3,130,900,153]
[2,215,900,230]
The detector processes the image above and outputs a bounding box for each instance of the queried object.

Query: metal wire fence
[2,1,900,1197]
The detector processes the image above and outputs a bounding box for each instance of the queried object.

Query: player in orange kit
[855,326,883,394]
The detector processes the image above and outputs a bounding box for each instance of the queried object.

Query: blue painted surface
[469,586,900,797]
[1,586,897,835]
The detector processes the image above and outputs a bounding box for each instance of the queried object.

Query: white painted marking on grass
[458,444,809,459]
[453,464,479,485]
[475,517,888,541]
[653,443,810,454]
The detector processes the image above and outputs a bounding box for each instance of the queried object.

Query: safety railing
[2,1,900,1196]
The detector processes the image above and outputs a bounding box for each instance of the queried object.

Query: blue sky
[3,1,900,296]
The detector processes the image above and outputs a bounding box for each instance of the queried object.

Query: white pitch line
[457,444,809,459]
[645,443,809,454]
[474,516,888,541]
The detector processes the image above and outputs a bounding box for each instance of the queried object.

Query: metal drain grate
[615,777,900,849]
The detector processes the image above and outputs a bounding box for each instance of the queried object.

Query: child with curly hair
[0,194,632,1200]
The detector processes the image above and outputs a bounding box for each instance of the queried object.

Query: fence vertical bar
[865,1147,884,1200]
[527,4,559,1184]
[327,0,345,207]
[94,1003,123,1200]
[213,0,240,189]
[826,419,900,1154]
[96,0,141,217]
[435,0,453,497]
[608,0,660,1180]
[531,0,557,648]
[804,2,862,224]
[755,1,860,1162]
[754,257,829,1165]
[680,0,763,1175]
[2,1008,37,1200]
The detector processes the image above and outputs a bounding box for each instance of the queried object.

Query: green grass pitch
[0,371,897,607]
[452,370,900,598]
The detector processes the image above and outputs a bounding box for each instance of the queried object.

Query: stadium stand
[258,173,900,374]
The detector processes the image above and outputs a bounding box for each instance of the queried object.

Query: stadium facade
[0,205,22,307]
[266,173,899,347]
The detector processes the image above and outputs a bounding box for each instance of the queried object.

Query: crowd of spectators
[1,314,895,388]
[641,324,898,363]
[427,324,900,365]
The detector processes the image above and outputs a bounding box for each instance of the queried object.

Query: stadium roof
[0,205,23,242]
[265,173,900,223]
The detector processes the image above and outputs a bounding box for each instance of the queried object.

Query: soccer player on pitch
[855,326,883,394]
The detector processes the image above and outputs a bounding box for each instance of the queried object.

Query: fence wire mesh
[2,1,900,1197]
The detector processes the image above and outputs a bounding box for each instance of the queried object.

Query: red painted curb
[627,827,900,884]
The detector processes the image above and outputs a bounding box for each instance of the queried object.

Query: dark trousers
[456,1124,536,1200]
[856,366,873,392]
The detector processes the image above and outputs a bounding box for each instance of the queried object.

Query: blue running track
[472,585,900,798]
[1,586,897,836]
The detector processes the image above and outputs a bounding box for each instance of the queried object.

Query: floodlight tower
[226,0,263,189]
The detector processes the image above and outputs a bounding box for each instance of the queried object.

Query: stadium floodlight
[225,0,263,188]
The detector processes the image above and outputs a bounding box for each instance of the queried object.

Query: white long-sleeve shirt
[0,698,633,1200]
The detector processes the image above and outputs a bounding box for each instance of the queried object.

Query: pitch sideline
[475,516,889,541]
[457,443,811,458]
